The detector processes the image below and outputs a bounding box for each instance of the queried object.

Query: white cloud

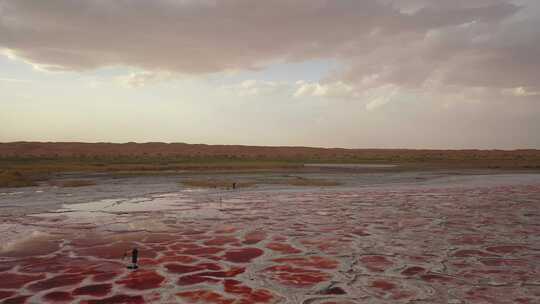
[294,81,357,99]
[1,0,536,95]
[502,87,540,97]
[365,85,401,111]
[221,79,358,99]
[221,80,289,97]
[0,77,30,83]
[1,0,539,131]
[116,71,174,88]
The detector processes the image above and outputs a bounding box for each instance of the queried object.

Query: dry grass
[55,180,97,188]
[1,146,539,186]
[181,179,255,189]
[0,158,301,175]
[0,170,36,188]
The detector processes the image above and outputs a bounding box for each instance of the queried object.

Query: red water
[1,183,540,303]
[223,248,264,263]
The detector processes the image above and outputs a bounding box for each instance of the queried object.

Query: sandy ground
[1,170,540,303]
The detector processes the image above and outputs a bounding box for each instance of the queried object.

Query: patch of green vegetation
[0,157,302,175]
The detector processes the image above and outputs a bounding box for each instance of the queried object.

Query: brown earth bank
[1,142,540,163]
[1,142,540,188]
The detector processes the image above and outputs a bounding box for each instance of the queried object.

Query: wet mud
[1,174,540,303]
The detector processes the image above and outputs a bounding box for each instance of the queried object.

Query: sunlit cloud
[502,87,540,97]
[1,0,536,96]
[365,85,401,111]
[0,0,539,148]
[220,80,290,97]
[0,77,30,83]
[294,81,357,99]
[116,71,175,88]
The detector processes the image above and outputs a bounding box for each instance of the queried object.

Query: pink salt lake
[1,172,540,303]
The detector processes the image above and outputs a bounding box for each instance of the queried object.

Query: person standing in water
[124,248,139,269]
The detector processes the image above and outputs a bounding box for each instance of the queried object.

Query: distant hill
[1,142,539,164]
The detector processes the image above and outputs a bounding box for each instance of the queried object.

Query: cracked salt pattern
[0,172,539,303]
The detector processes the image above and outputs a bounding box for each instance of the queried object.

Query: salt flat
[1,171,539,303]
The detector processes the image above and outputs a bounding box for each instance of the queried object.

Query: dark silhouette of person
[232,182,236,190]
[125,248,139,269]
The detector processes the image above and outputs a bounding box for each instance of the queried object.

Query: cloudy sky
[1,0,539,149]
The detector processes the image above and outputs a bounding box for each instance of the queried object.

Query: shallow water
[1,171,540,303]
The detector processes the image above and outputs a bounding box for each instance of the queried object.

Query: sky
[1,0,539,149]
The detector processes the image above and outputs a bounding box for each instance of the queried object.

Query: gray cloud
[0,0,538,94]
